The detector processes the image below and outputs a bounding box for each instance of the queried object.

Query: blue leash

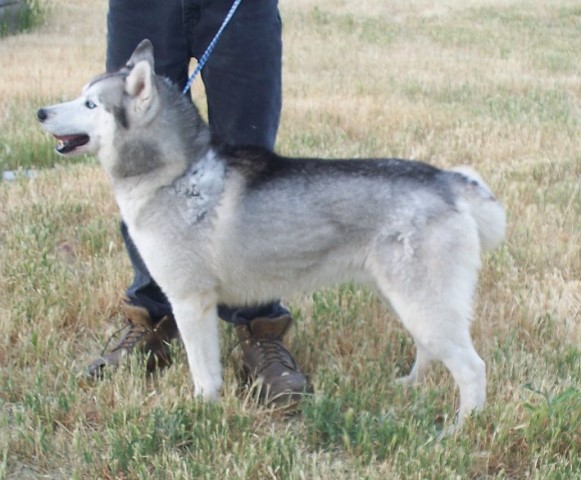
[182,0,243,95]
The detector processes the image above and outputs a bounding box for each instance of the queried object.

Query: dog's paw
[194,377,223,402]
[395,374,417,386]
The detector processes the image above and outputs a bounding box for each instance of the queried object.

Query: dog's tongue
[54,134,90,154]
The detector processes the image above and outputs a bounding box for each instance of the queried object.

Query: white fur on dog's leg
[396,343,432,386]
[171,296,222,400]
[442,342,486,423]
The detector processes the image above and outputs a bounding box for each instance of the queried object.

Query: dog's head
[37,40,160,159]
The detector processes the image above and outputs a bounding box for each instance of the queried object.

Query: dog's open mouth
[54,134,90,154]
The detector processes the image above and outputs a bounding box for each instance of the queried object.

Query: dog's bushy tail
[451,166,507,252]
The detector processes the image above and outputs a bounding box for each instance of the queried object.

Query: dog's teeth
[57,140,65,149]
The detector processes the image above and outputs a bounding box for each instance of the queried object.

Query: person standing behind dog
[88,0,311,405]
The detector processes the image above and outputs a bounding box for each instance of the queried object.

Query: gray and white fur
[38,40,506,431]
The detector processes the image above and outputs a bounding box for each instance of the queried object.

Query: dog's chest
[172,152,225,223]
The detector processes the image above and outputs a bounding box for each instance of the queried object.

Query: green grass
[1,0,580,478]
[0,0,46,37]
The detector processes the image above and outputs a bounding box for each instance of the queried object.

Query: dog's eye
[85,100,97,109]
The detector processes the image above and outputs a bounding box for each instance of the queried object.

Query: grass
[0,0,46,38]
[0,0,579,478]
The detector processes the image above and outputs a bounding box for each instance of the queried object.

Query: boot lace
[256,337,297,374]
[100,321,151,356]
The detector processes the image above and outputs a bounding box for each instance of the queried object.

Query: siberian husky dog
[38,40,506,429]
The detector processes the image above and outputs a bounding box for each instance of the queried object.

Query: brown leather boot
[87,303,180,378]
[236,315,311,406]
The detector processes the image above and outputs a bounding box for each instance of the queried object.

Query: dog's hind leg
[381,284,486,427]
[440,335,486,431]
[371,234,486,427]
[170,295,223,401]
[395,343,432,386]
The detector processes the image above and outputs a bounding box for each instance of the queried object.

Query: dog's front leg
[170,296,222,400]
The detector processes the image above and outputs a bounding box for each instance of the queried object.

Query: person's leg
[194,0,282,149]
[88,0,190,376]
[107,0,192,319]
[187,0,310,403]
[195,0,284,325]
[106,0,190,80]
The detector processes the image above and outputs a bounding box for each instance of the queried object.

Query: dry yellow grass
[0,0,579,478]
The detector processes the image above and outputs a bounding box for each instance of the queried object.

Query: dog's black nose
[37,108,47,122]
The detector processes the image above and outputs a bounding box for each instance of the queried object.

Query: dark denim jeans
[108,0,288,324]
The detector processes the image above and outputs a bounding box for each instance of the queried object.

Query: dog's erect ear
[125,40,158,114]
[125,39,155,71]
[125,57,156,114]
